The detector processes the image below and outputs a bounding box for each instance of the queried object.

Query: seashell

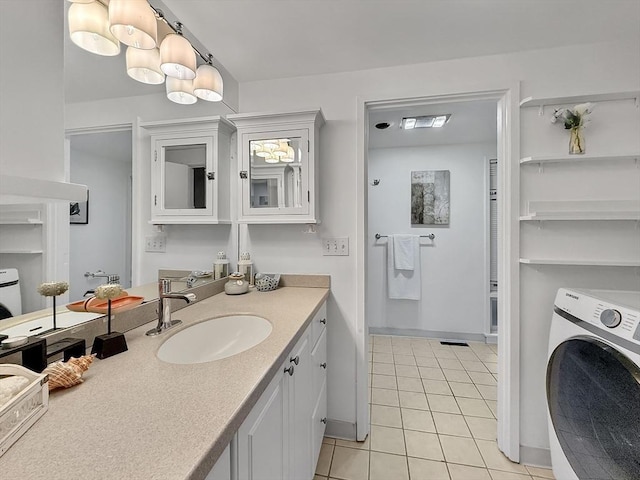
[43,354,95,390]
[94,284,123,300]
[66,354,95,373]
[37,281,69,297]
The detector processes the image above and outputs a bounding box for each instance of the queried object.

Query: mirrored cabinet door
[142,116,235,225]
[230,109,325,224]
[245,131,309,216]
[156,136,213,216]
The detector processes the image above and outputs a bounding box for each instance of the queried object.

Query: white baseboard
[520,445,552,468]
[484,333,498,344]
[325,419,357,440]
[369,327,486,343]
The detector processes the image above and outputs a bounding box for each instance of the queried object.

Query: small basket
[255,273,280,292]
[0,364,49,457]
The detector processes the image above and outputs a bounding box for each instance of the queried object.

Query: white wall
[0,1,64,182]
[237,40,640,453]
[367,144,496,337]
[69,145,132,302]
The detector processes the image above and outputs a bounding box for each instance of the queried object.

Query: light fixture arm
[148,4,216,66]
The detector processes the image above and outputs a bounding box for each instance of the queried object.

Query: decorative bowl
[255,273,280,292]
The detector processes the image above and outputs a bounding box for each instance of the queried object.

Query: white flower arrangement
[550,102,595,129]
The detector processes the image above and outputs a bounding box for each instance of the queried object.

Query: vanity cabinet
[235,301,327,480]
[228,110,325,224]
[141,116,235,224]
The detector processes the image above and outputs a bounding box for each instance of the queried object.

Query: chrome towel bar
[375,233,435,240]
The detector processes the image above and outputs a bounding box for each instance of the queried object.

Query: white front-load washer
[547,288,640,480]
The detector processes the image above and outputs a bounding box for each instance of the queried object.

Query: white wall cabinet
[141,116,235,225]
[228,110,325,224]
[235,301,327,480]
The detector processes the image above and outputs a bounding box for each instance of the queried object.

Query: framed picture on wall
[411,170,450,225]
[70,191,89,224]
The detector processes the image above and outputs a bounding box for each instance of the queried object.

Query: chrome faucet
[85,270,120,284]
[146,278,196,336]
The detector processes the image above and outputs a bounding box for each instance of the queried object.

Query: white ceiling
[368,100,497,149]
[64,1,640,103]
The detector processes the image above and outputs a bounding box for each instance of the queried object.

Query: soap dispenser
[213,251,230,280]
[238,252,254,286]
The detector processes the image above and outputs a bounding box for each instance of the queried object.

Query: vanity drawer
[311,327,327,401]
[309,302,327,349]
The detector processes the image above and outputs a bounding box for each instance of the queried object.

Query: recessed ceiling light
[401,114,451,129]
[375,122,391,130]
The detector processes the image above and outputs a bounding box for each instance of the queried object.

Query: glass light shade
[160,33,196,80]
[68,2,120,56]
[262,139,279,150]
[264,155,279,164]
[273,141,289,157]
[193,64,223,102]
[109,0,157,49]
[281,146,295,163]
[166,77,197,104]
[126,47,164,84]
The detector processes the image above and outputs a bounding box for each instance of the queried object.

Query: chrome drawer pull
[290,355,300,365]
[320,362,327,369]
[284,365,294,376]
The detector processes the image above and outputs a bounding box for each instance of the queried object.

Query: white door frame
[355,84,521,461]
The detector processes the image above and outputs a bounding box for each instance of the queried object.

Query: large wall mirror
[162,142,208,210]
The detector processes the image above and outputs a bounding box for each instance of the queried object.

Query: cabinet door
[311,378,328,476]
[240,129,310,219]
[152,135,215,217]
[237,370,288,480]
[288,333,312,480]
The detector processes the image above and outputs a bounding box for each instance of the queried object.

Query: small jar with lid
[213,251,230,280]
[238,252,254,286]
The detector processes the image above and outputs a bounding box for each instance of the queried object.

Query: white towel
[387,235,421,300]
[393,234,415,270]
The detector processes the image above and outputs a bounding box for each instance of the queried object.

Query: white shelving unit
[520,91,640,108]
[520,258,640,267]
[519,91,640,270]
[520,152,639,166]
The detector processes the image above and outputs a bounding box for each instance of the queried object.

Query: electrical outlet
[145,235,166,253]
[322,237,349,256]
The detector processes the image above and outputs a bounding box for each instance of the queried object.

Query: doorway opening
[66,129,133,302]
[356,88,519,462]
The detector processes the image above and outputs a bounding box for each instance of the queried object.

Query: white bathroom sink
[156,315,273,365]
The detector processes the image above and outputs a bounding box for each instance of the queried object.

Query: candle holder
[91,284,128,359]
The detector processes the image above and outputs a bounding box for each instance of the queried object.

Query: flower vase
[569,127,585,155]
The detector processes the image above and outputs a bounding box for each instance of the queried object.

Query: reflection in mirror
[249,137,303,209]
[164,144,207,210]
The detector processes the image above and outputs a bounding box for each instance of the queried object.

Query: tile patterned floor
[315,335,555,480]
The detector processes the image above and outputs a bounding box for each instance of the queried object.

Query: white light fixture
[160,24,196,80]
[262,139,279,150]
[264,155,279,164]
[126,46,164,84]
[68,1,121,56]
[166,77,197,104]
[274,141,289,158]
[280,146,295,163]
[109,0,157,49]
[401,114,451,129]
[194,55,223,102]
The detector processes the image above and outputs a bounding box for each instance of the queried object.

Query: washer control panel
[555,288,640,346]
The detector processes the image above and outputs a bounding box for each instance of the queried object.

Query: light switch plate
[322,237,349,256]
[145,235,166,253]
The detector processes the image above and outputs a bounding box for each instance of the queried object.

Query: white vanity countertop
[0,285,329,480]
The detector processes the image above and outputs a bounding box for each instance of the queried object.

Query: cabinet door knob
[239,171,248,179]
[320,362,327,369]
[284,365,295,376]
[290,355,300,365]
[320,418,327,424]
[320,318,326,325]
[206,172,215,180]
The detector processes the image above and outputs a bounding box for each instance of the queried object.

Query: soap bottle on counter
[213,251,230,280]
[238,252,254,286]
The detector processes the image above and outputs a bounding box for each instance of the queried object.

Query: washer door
[547,337,640,480]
